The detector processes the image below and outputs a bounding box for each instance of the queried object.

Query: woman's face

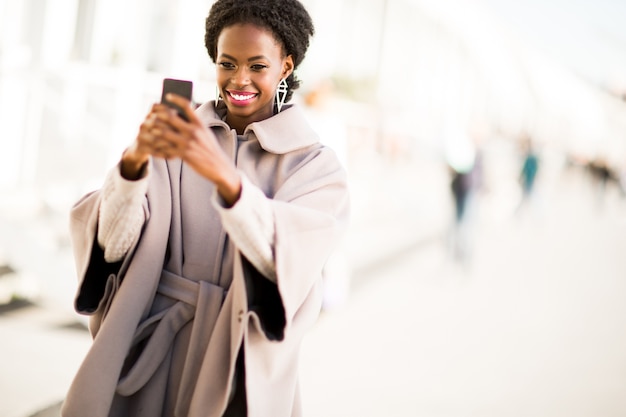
[216,23,294,131]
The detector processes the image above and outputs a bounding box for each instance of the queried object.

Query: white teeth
[231,93,255,101]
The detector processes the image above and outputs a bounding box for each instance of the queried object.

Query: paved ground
[2,164,626,417]
[0,302,91,417]
[299,168,626,417]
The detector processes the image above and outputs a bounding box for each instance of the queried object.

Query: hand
[124,94,242,206]
[120,104,161,180]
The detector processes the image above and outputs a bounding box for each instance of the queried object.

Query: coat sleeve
[244,146,350,340]
[69,189,148,319]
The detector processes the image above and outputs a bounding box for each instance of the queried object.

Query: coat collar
[196,101,319,154]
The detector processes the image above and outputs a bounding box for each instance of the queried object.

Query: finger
[144,103,159,118]
[150,136,176,155]
[140,113,158,132]
[153,106,191,135]
[165,93,202,126]
[151,126,190,154]
[138,119,173,148]
[137,130,154,147]
[151,140,181,159]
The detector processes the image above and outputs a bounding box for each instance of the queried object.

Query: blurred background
[1,0,626,416]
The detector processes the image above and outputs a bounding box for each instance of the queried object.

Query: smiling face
[216,23,294,133]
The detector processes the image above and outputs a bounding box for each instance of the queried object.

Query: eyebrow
[219,53,270,62]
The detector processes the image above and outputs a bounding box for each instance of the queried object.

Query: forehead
[217,23,284,57]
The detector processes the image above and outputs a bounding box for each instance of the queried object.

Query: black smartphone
[161,78,193,121]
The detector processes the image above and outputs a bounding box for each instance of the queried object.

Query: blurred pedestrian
[588,157,613,208]
[445,130,483,265]
[61,1,349,416]
[516,136,539,214]
[448,161,482,264]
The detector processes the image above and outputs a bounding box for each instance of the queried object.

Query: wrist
[216,171,242,208]
[121,151,149,180]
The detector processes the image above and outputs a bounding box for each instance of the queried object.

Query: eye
[218,62,235,70]
[251,64,268,71]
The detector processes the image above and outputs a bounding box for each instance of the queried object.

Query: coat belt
[116,269,226,396]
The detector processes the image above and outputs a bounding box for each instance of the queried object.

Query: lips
[227,90,258,106]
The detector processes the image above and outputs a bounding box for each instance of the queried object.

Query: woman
[61,1,349,416]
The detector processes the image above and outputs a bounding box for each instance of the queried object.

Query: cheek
[259,77,278,92]
[216,72,228,86]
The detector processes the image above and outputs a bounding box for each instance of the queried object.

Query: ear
[281,55,294,79]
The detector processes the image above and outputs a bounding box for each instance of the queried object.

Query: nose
[231,67,250,87]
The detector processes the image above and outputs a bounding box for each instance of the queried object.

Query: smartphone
[161,78,193,121]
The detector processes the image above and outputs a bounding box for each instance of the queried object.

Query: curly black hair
[205,0,315,103]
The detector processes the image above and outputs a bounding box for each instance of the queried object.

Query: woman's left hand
[150,94,242,206]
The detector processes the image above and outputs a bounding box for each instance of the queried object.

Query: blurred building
[1,0,625,307]
[0,0,217,192]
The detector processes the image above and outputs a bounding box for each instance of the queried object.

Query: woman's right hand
[120,104,170,180]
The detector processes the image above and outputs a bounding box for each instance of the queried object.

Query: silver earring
[215,86,222,107]
[275,78,288,113]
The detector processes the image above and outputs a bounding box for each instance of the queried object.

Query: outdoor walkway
[299,167,626,416]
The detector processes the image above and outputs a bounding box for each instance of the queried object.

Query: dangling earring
[275,78,288,113]
[215,86,222,108]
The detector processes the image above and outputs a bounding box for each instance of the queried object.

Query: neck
[225,109,275,135]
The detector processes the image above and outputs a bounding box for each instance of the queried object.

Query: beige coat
[61,102,350,417]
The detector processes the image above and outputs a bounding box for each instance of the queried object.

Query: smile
[227,91,258,105]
